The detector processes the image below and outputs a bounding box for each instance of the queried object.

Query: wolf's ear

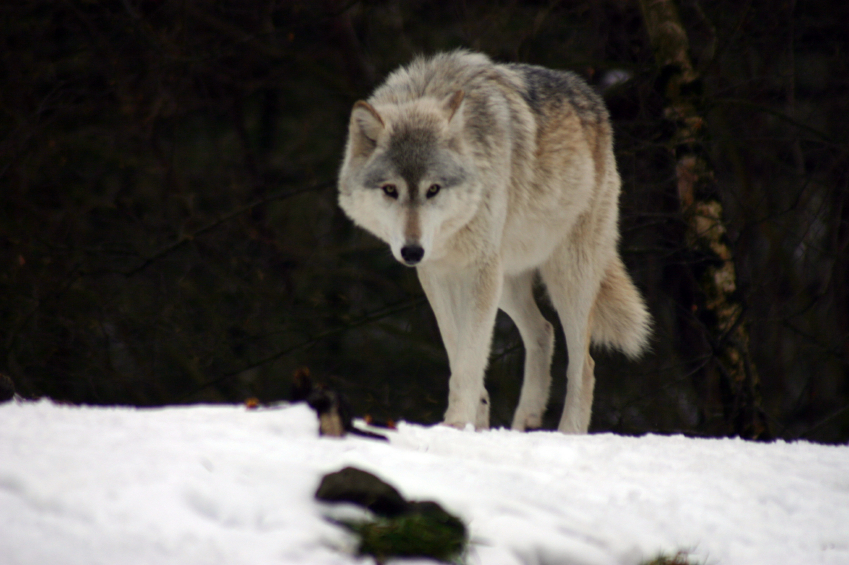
[442,90,465,123]
[349,101,384,157]
[442,91,465,146]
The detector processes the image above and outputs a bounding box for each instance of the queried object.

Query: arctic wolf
[338,51,651,433]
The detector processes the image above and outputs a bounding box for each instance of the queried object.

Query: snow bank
[1,400,847,564]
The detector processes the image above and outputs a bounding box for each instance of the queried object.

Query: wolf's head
[338,91,480,267]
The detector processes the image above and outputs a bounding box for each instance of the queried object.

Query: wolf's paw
[442,395,490,431]
[557,411,589,434]
[441,419,475,431]
[511,411,543,432]
[442,402,479,431]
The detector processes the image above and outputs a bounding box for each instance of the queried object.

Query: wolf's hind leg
[541,251,600,434]
[500,271,554,431]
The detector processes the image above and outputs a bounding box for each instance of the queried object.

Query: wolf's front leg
[418,262,502,430]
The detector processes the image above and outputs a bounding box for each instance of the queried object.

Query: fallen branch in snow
[291,367,387,440]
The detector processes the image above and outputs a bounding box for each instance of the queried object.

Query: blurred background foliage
[1,0,847,442]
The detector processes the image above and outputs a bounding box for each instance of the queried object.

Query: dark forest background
[2,0,847,442]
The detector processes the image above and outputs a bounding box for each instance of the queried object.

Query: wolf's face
[338,91,480,266]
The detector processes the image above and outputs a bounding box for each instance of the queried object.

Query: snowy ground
[1,400,847,565]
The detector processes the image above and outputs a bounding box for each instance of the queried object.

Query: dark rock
[315,466,409,517]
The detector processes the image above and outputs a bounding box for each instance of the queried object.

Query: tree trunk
[638,0,771,439]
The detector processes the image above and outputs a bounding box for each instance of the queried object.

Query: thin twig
[796,403,849,440]
[176,297,427,402]
[123,181,334,277]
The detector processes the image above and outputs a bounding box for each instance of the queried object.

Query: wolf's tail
[591,256,652,358]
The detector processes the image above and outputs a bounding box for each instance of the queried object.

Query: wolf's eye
[426,184,441,198]
[381,184,398,199]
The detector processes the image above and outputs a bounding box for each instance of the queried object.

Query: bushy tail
[591,256,652,358]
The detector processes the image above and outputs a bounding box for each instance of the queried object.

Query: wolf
[338,51,651,434]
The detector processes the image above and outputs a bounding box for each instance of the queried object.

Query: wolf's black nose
[400,244,424,265]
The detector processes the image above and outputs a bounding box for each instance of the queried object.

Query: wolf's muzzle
[400,244,424,266]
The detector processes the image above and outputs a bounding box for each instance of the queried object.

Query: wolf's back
[369,50,495,105]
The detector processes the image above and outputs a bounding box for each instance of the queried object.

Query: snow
[1,400,847,565]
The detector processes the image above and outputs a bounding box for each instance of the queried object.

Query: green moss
[344,511,468,564]
[641,549,704,565]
